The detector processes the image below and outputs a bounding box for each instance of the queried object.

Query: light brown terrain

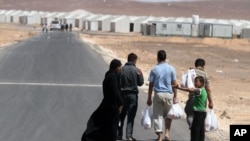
[0,0,250,20]
[0,0,250,140]
[81,32,250,141]
[1,21,250,141]
[0,24,37,47]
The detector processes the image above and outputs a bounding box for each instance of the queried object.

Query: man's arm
[177,86,194,92]
[206,86,213,109]
[147,82,153,106]
[137,68,144,86]
[171,80,178,103]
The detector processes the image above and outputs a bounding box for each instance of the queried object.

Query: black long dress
[81,70,123,141]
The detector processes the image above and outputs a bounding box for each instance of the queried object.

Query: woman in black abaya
[81,59,123,141]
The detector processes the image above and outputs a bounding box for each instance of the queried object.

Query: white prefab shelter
[212,24,233,38]
[82,15,101,30]
[199,23,233,38]
[129,16,148,32]
[54,12,66,24]
[152,21,192,36]
[44,12,58,25]
[143,23,157,36]
[67,9,91,28]
[19,11,41,25]
[94,15,115,31]
[9,10,22,23]
[19,11,30,24]
[0,10,15,23]
[110,16,130,33]
[5,10,16,23]
[141,16,162,35]
[64,13,79,27]
[241,28,250,39]
[75,14,89,29]
[26,11,41,24]
[69,9,92,16]
[40,11,50,24]
[0,10,6,23]
[143,17,171,36]
[89,20,99,31]
[88,15,107,31]
[0,10,8,22]
[230,20,250,36]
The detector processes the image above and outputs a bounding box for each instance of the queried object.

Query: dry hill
[0,0,250,20]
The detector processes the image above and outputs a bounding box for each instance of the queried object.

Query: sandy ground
[1,24,250,141]
[80,32,250,141]
[0,24,38,48]
[1,0,250,140]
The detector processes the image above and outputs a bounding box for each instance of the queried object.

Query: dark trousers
[191,111,206,141]
[185,96,195,129]
[118,94,138,138]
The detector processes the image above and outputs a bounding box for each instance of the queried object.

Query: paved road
[0,31,209,141]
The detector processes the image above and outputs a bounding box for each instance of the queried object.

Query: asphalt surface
[0,31,209,141]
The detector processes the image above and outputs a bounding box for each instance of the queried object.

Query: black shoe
[116,136,122,140]
[127,137,136,141]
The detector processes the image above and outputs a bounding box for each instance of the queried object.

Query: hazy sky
[132,0,204,2]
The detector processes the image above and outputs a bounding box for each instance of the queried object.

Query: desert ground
[0,24,37,47]
[80,32,250,141]
[0,0,250,20]
[1,23,250,141]
[0,0,250,141]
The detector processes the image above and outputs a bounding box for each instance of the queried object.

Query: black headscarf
[109,59,122,70]
[105,59,122,77]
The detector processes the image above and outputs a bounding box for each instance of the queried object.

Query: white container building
[150,18,192,37]
[0,10,8,22]
[82,14,101,30]
[129,16,148,32]
[140,16,163,35]
[10,10,23,23]
[199,23,233,38]
[26,11,41,24]
[110,16,131,33]
[94,15,115,31]
[44,12,58,25]
[74,14,90,29]
[241,27,250,39]
[5,10,16,23]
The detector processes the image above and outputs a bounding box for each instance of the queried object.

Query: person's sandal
[127,137,136,141]
[165,136,170,141]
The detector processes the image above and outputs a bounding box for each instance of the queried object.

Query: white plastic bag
[181,73,188,87]
[141,106,152,129]
[187,69,196,88]
[181,69,196,88]
[167,103,184,119]
[205,109,218,132]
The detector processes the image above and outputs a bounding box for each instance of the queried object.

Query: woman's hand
[118,106,123,114]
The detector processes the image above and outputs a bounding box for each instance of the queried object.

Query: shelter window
[177,24,182,29]
[204,24,209,30]
[162,24,167,29]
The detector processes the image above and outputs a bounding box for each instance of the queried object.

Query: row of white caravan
[142,17,250,38]
[1,9,250,38]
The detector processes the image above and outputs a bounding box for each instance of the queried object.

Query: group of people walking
[41,23,73,33]
[81,50,214,141]
[61,23,72,32]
